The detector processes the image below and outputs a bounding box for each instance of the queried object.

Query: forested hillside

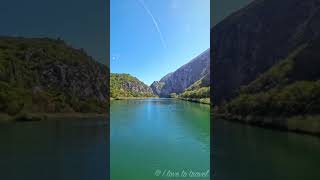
[0,37,109,117]
[110,73,154,98]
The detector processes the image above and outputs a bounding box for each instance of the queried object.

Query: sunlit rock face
[151,49,210,97]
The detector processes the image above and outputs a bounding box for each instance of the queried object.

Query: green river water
[111,98,210,180]
[1,98,319,180]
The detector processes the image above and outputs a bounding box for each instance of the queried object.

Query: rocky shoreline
[0,113,108,123]
[178,97,210,105]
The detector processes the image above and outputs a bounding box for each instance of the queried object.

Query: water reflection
[213,119,320,180]
[0,119,108,180]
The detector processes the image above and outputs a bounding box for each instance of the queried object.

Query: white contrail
[137,0,167,49]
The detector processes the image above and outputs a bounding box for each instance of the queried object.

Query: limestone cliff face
[151,49,210,97]
[212,0,320,104]
[150,81,165,96]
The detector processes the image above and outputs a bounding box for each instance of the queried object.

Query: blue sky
[111,0,210,85]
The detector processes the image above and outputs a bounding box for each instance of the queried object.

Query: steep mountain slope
[220,38,320,134]
[151,49,210,97]
[0,37,109,115]
[110,73,154,98]
[212,0,320,104]
[150,73,173,96]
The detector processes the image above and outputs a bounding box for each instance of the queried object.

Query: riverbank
[110,96,210,105]
[111,96,158,100]
[0,113,108,123]
[215,113,320,136]
[178,97,210,105]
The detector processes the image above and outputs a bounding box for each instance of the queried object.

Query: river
[111,98,210,180]
[1,98,319,180]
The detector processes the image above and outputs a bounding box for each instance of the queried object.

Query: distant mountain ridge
[151,49,210,97]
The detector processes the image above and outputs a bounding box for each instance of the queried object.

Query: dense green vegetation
[218,39,320,134]
[0,37,108,118]
[178,74,210,104]
[110,73,154,98]
[180,87,210,99]
[0,82,27,115]
[225,81,320,116]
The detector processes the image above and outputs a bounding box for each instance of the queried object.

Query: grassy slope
[218,39,320,135]
[110,73,154,98]
[0,37,108,119]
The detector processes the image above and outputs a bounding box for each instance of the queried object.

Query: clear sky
[0,0,107,64]
[111,0,210,85]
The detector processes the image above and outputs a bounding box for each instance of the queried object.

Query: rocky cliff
[110,73,154,98]
[150,72,172,95]
[0,37,108,115]
[212,0,320,104]
[151,49,210,97]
